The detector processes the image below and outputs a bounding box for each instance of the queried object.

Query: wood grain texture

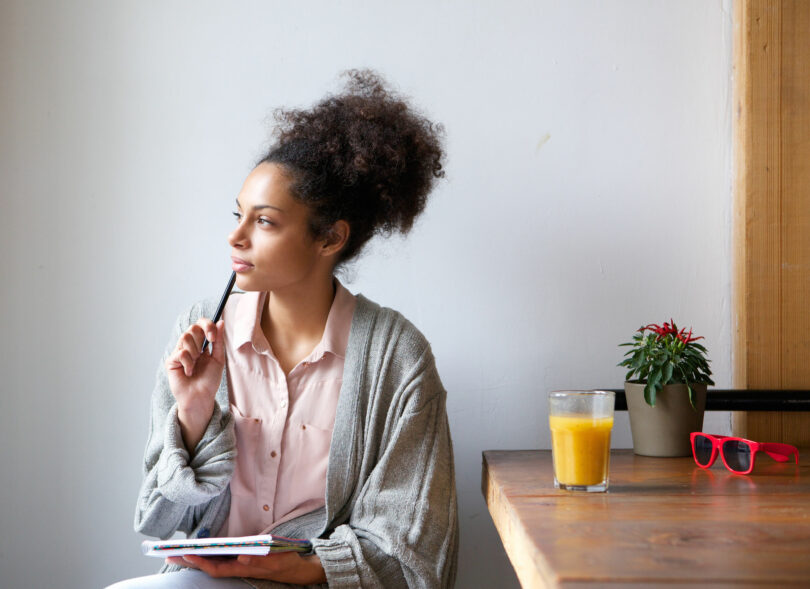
[780,2,810,386]
[733,0,810,444]
[483,450,810,587]
[732,0,750,393]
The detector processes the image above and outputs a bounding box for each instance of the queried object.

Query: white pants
[105,569,250,589]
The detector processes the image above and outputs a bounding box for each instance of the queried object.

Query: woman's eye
[232,211,274,227]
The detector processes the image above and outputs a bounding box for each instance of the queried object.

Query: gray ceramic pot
[624,382,707,457]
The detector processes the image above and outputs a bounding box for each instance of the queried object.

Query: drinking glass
[549,390,615,492]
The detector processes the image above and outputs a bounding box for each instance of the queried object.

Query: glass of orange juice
[549,390,615,492]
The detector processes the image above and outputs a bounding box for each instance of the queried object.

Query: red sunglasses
[690,432,799,475]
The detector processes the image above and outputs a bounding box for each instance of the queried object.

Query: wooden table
[482,449,810,588]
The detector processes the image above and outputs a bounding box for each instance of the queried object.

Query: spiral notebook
[142,534,311,557]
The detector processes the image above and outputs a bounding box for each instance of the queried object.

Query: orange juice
[549,415,613,486]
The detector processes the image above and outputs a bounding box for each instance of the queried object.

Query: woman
[110,70,458,589]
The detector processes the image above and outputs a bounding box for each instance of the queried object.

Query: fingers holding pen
[168,319,221,377]
[166,272,235,382]
[208,319,226,365]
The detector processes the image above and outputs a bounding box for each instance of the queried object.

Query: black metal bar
[604,389,810,412]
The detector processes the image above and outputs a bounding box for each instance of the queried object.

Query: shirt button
[301,424,306,430]
[270,451,277,458]
[263,504,270,512]
[254,418,260,423]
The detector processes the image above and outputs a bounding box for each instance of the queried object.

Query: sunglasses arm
[760,442,800,464]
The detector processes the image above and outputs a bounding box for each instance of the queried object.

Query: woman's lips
[231,257,254,272]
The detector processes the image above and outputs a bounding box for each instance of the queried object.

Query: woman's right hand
[165,318,226,451]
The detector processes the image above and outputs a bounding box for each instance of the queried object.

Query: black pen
[201,271,236,353]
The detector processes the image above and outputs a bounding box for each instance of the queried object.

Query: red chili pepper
[638,320,704,344]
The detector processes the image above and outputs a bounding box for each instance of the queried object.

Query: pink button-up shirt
[219,281,356,537]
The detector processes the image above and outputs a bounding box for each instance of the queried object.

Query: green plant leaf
[650,367,662,387]
[644,381,655,406]
[663,362,674,384]
[646,368,663,407]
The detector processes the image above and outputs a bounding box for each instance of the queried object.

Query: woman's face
[228,162,329,293]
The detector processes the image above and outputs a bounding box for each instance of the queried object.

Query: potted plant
[619,320,714,457]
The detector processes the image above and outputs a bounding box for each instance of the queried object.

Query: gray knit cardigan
[134,293,459,588]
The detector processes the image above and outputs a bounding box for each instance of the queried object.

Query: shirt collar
[315,279,356,360]
[232,290,267,352]
[231,280,356,360]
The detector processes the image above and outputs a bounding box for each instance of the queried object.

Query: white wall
[0,1,733,587]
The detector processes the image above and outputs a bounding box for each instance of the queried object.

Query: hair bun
[262,69,445,265]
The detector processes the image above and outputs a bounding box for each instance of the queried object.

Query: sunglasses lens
[722,440,752,472]
[693,435,714,466]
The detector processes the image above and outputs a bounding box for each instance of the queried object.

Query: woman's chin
[234,274,262,291]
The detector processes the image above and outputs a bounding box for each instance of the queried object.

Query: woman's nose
[228,224,248,248]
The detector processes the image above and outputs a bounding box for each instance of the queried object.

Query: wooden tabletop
[482,449,810,588]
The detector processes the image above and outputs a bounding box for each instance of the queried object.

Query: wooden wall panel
[733,0,810,444]
[780,4,810,387]
[779,2,810,443]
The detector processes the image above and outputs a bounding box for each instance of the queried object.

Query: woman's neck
[260,275,336,373]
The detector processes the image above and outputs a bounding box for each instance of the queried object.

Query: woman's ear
[320,220,350,257]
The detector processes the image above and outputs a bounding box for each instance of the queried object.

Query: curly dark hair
[259,69,445,266]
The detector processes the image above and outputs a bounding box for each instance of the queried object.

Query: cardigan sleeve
[133,302,236,539]
[310,359,458,588]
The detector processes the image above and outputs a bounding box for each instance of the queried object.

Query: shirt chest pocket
[289,418,334,485]
[229,405,262,497]
[287,378,342,430]
[286,379,340,469]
